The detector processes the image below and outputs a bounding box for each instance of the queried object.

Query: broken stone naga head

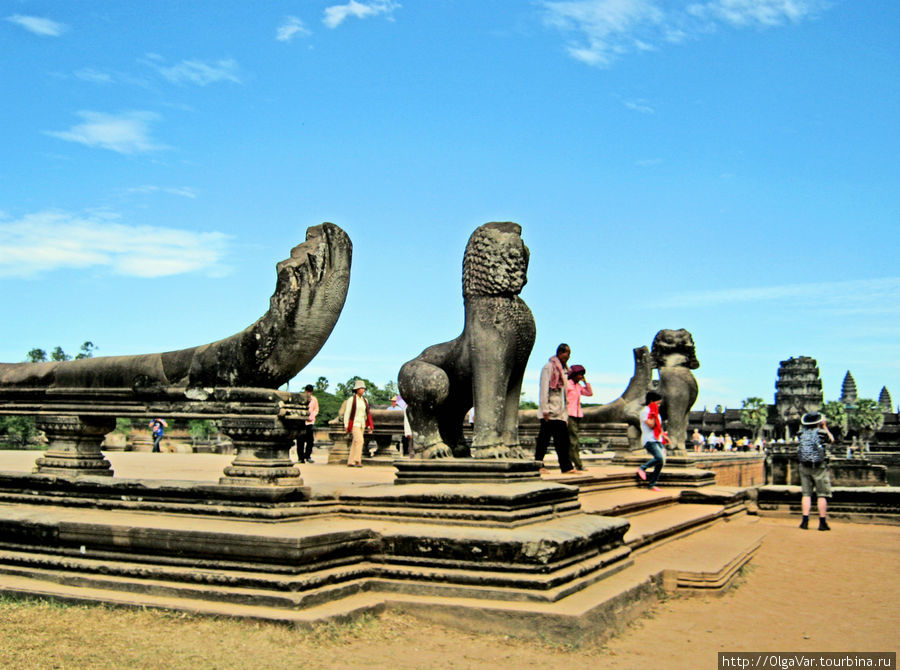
[398,222,536,459]
[0,223,352,393]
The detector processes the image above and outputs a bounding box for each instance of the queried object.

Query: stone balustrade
[0,385,309,487]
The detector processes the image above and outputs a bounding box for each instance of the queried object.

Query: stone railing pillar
[33,415,116,477]
[327,429,351,464]
[219,417,303,486]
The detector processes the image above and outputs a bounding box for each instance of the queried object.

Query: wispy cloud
[624,98,655,113]
[687,0,821,27]
[323,1,400,29]
[45,111,167,154]
[635,157,662,166]
[0,211,229,279]
[121,185,197,199]
[144,54,242,86]
[277,16,311,41]
[6,14,66,37]
[74,68,113,84]
[541,0,827,67]
[654,277,900,312]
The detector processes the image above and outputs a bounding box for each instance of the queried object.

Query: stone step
[0,515,764,642]
[578,485,682,517]
[622,503,726,552]
[0,541,633,607]
[638,515,764,591]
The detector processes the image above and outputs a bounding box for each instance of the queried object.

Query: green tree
[714,404,724,414]
[822,401,848,441]
[314,391,343,427]
[114,418,133,435]
[75,341,97,359]
[0,416,39,448]
[739,397,768,442]
[50,346,71,361]
[188,419,217,441]
[335,377,397,405]
[26,342,96,362]
[315,376,329,393]
[848,398,885,449]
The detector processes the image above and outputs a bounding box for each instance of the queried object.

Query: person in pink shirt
[566,364,593,472]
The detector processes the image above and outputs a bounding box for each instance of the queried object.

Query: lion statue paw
[470,445,511,459]
[422,443,453,459]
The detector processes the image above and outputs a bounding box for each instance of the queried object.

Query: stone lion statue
[398,222,535,459]
[651,328,700,453]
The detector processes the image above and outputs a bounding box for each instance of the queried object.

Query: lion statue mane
[398,222,536,459]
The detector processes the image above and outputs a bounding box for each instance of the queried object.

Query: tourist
[343,379,373,467]
[535,343,576,474]
[566,364,593,473]
[401,405,412,456]
[691,429,704,452]
[148,418,167,453]
[723,433,733,451]
[797,412,834,531]
[387,395,402,410]
[636,391,667,492]
[298,384,319,463]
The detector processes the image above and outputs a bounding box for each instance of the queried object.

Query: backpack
[797,428,825,464]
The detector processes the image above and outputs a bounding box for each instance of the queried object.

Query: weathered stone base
[0,462,767,641]
[757,485,900,525]
[613,453,765,487]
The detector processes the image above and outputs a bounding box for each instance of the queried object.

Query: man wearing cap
[566,364,592,473]
[298,384,319,463]
[797,411,834,531]
[343,379,374,467]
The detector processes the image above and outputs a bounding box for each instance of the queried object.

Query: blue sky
[1,0,898,411]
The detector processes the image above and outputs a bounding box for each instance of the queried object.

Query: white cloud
[624,98,655,113]
[654,277,900,311]
[0,211,229,279]
[45,111,166,154]
[74,68,113,84]
[146,55,242,86]
[277,16,311,41]
[122,185,197,199]
[323,1,400,29]
[686,0,820,27]
[635,157,662,166]
[6,14,66,37]
[541,0,827,67]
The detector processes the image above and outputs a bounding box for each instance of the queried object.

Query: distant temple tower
[879,386,893,412]
[774,356,824,438]
[840,371,858,407]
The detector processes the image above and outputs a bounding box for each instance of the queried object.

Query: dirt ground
[0,517,896,670]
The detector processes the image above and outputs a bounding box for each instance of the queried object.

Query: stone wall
[689,455,766,487]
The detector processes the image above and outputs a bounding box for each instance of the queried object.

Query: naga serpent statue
[399,222,536,459]
[0,223,352,393]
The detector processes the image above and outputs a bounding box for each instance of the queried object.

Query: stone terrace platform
[0,451,764,642]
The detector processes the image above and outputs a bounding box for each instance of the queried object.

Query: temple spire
[840,370,858,407]
[879,386,893,412]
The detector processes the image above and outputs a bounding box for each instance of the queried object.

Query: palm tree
[822,401,848,441]
[739,397,768,444]
[847,398,885,453]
